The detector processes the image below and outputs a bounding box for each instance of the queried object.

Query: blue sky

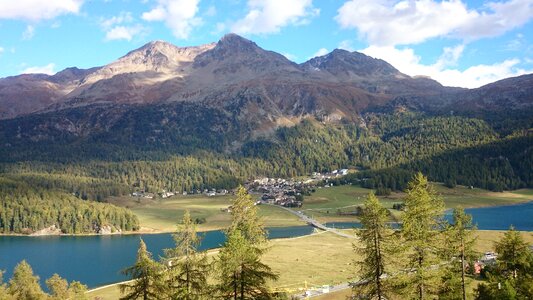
[0,0,532,88]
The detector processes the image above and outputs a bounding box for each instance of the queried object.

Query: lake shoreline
[2,199,531,237]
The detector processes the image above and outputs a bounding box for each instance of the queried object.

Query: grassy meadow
[86,229,533,299]
[302,184,533,223]
[107,194,304,233]
[106,183,533,232]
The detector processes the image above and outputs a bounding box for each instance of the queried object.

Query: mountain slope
[0,33,532,163]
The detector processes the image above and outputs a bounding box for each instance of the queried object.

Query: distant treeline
[344,135,533,192]
[0,177,139,234]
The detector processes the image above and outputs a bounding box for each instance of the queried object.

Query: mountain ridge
[0,34,459,120]
[0,33,532,153]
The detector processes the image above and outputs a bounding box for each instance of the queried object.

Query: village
[245,169,350,208]
[131,169,351,208]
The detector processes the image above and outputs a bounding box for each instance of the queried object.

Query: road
[270,204,354,238]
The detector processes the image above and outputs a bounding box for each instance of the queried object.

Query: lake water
[0,226,313,289]
[1,202,532,289]
[452,201,533,231]
[324,202,533,231]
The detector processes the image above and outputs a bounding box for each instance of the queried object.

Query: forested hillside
[0,177,139,234]
[1,111,531,205]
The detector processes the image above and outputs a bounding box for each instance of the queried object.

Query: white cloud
[338,40,354,51]
[0,0,84,21]
[435,44,465,69]
[142,0,201,39]
[100,12,146,42]
[105,25,146,41]
[232,0,319,35]
[21,63,56,75]
[212,22,226,35]
[282,52,298,61]
[0,47,4,55]
[22,25,35,40]
[336,0,533,46]
[101,12,133,29]
[205,5,217,17]
[309,48,329,59]
[360,45,532,88]
[504,33,526,51]
[457,0,533,41]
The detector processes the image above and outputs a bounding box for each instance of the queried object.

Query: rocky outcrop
[30,225,62,236]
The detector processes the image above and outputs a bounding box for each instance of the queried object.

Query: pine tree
[217,230,278,300]
[399,172,445,299]
[120,239,164,300]
[217,187,278,299]
[495,226,532,279]
[163,210,211,299]
[354,192,396,299]
[7,260,46,300]
[439,208,477,300]
[0,270,11,300]
[68,281,88,300]
[46,274,69,300]
[227,186,266,245]
[475,227,533,299]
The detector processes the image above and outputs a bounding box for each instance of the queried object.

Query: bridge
[270,204,354,238]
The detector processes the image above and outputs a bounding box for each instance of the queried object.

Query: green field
[87,231,357,299]
[302,184,533,223]
[107,184,533,232]
[86,229,533,299]
[108,194,304,233]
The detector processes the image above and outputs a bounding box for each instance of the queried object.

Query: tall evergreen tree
[217,187,278,299]
[46,274,69,300]
[120,239,164,300]
[227,186,266,245]
[354,192,396,300]
[495,226,533,279]
[67,281,88,300]
[217,230,278,300]
[475,227,533,299]
[439,208,477,300]
[0,270,11,300]
[7,260,46,300]
[163,210,211,300]
[399,172,445,299]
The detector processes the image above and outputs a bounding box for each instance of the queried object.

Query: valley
[1,33,532,299]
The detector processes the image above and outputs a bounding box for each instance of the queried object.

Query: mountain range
[0,33,532,161]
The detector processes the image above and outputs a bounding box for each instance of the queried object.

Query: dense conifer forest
[0,177,139,234]
[0,111,531,234]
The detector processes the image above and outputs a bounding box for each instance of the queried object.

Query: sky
[0,0,532,88]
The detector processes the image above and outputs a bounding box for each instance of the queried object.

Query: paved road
[291,282,351,299]
[270,204,354,238]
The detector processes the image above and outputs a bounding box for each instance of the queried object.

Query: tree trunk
[240,264,245,300]
[374,228,383,300]
[233,272,238,300]
[418,252,424,300]
[461,238,466,300]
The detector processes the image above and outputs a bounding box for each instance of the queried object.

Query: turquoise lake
[0,226,313,289]
[1,201,532,289]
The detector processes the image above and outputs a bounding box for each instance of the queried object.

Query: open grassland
[87,229,533,299]
[86,231,355,299]
[108,194,304,233]
[474,230,533,253]
[107,184,532,232]
[303,184,533,223]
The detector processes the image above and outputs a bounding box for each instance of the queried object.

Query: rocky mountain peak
[217,33,259,52]
[192,33,295,73]
[303,49,399,77]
